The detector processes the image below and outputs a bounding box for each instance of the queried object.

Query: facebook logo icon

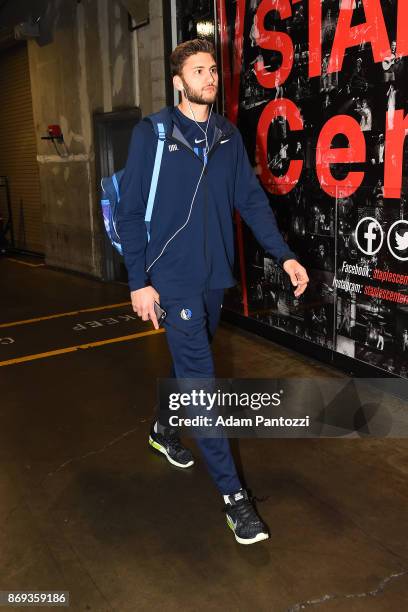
[355,217,383,256]
[364,221,379,253]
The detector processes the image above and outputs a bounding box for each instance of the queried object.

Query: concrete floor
[0,255,407,612]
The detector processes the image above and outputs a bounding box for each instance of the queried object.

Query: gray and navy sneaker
[224,489,269,545]
[148,421,194,468]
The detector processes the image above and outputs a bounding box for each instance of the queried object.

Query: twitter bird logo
[387,220,408,261]
[395,231,408,251]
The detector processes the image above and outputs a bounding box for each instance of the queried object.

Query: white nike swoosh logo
[195,138,206,143]
[220,139,230,144]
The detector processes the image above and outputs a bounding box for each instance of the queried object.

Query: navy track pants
[159,288,242,495]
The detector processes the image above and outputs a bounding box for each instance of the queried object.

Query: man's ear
[173,75,183,92]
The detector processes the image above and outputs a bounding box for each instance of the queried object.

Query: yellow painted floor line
[0,301,132,329]
[6,258,45,268]
[0,328,164,367]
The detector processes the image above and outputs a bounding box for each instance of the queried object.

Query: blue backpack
[100,120,166,255]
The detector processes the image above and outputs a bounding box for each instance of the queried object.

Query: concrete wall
[27,0,166,278]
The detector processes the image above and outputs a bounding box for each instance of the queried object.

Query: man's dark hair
[170,39,216,77]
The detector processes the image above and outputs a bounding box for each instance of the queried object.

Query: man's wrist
[129,276,151,292]
[279,254,297,268]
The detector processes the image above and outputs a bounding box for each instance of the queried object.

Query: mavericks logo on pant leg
[180,308,192,321]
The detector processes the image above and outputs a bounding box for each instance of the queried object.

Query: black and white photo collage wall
[175,0,408,379]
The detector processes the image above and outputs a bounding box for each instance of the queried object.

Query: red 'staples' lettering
[257,99,303,195]
[384,109,408,199]
[255,0,294,88]
[328,0,391,74]
[316,115,366,198]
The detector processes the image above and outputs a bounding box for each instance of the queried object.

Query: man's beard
[181,78,217,105]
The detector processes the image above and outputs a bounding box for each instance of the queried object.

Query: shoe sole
[148,436,194,469]
[226,514,269,545]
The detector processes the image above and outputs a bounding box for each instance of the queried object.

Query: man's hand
[283,259,309,298]
[130,286,160,330]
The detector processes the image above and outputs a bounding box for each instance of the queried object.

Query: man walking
[117,39,309,545]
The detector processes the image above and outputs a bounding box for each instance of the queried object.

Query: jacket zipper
[206,131,231,163]
[166,135,204,164]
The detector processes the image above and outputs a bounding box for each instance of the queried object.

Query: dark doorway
[94,108,142,282]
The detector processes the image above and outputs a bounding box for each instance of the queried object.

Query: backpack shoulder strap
[143,108,171,138]
[145,121,166,241]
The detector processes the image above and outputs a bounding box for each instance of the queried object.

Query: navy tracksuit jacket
[117,106,296,295]
[117,106,296,494]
